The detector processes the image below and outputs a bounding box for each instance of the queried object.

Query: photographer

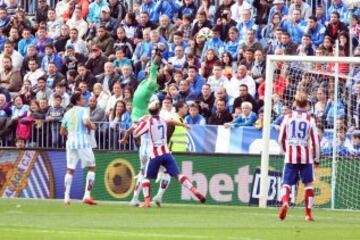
[216,10,237,41]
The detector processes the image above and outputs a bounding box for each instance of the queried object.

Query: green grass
[1,199,360,240]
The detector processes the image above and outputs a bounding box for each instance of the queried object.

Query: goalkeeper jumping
[121,50,189,207]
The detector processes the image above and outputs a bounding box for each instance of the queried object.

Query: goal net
[259,55,360,210]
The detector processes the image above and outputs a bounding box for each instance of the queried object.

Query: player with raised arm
[133,101,206,208]
[278,92,320,221]
[60,92,97,206]
[124,50,173,207]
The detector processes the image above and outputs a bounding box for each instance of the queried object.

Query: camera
[221,12,229,19]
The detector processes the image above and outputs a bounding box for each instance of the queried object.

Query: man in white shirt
[231,0,252,23]
[47,8,63,39]
[225,64,256,98]
[207,62,228,93]
[288,0,312,21]
[168,46,186,69]
[66,6,89,39]
[24,59,45,87]
[0,42,24,72]
[66,28,89,56]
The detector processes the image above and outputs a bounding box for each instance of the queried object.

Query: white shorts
[66,148,96,169]
[139,134,150,169]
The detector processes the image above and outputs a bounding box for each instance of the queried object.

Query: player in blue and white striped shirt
[60,92,97,206]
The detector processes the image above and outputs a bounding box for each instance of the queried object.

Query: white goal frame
[259,55,360,209]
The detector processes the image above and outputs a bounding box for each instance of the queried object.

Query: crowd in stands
[0,0,359,155]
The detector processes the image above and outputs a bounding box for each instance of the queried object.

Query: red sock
[281,185,291,205]
[142,180,151,202]
[179,175,197,194]
[305,187,314,216]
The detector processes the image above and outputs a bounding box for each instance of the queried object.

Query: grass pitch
[0,199,360,240]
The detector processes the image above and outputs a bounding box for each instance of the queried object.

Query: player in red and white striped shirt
[133,101,206,208]
[278,92,320,221]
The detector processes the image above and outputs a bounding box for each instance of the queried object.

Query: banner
[93,152,333,208]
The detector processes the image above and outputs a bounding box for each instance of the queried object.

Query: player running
[60,92,97,206]
[278,92,320,221]
[133,101,206,208]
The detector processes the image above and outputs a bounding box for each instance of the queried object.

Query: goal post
[259,55,360,209]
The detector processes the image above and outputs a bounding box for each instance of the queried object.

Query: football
[198,27,213,42]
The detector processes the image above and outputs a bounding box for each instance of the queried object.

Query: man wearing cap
[268,0,288,24]
[99,5,118,37]
[85,44,108,76]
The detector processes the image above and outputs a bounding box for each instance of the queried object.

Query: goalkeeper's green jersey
[131,63,159,122]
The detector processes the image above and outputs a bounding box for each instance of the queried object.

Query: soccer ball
[198,27,213,42]
[106,161,133,196]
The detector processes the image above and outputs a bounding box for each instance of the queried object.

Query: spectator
[238,29,263,58]
[0,41,23,72]
[46,94,66,147]
[314,87,328,124]
[32,27,53,55]
[305,16,326,47]
[325,11,348,41]
[207,98,233,125]
[89,26,114,57]
[85,44,108,76]
[160,96,176,120]
[198,0,216,24]
[207,62,228,93]
[327,0,350,24]
[18,80,35,105]
[216,9,237,42]
[96,62,120,94]
[61,44,86,74]
[199,83,215,120]
[184,103,206,125]
[41,43,63,71]
[66,5,89,39]
[36,0,49,24]
[78,81,91,106]
[233,84,258,113]
[99,6,119,37]
[23,59,44,87]
[75,64,97,91]
[108,0,127,22]
[174,79,197,104]
[35,76,52,101]
[89,95,105,122]
[191,11,212,37]
[112,47,132,73]
[66,28,88,56]
[21,45,43,76]
[113,26,134,59]
[54,24,70,53]
[121,12,139,40]
[45,62,66,89]
[225,101,257,128]
[154,0,179,23]
[230,0,252,23]
[87,0,108,25]
[236,8,258,43]
[279,31,297,55]
[200,48,219,79]
[47,8,63,39]
[178,14,193,41]
[280,9,305,45]
[226,64,255,98]
[168,45,186,70]
[0,55,22,92]
[106,82,123,116]
[297,34,315,56]
[288,0,311,21]
[48,83,70,108]
[177,0,197,22]
[215,86,234,113]
[0,7,11,33]
[108,99,131,130]
[157,15,176,42]
[186,66,205,97]
[201,25,224,61]
[17,28,33,57]
[92,82,110,111]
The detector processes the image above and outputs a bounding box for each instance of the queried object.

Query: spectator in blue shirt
[304,16,326,47]
[267,0,288,24]
[154,0,180,22]
[281,9,306,45]
[186,66,205,97]
[140,0,158,23]
[237,8,259,43]
[224,101,258,128]
[17,28,34,56]
[41,43,63,71]
[0,8,10,32]
[87,0,108,24]
[184,103,206,125]
[327,0,350,24]
[201,25,224,61]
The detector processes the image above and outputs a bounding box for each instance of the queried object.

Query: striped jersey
[61,106,92,149]
[133,116,170,158]
[278,110,320,164]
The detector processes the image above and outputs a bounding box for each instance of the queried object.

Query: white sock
[132,174,143,201]
[83,171,95,199]
[64,173,73,200]
[155,173,171,199]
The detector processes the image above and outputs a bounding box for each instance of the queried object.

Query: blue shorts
[144,153,180,179]
[282,163,314,186]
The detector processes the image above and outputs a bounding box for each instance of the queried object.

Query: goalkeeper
[121,50,180,207]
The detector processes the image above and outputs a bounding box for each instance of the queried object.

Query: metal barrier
[0,120,136,151]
